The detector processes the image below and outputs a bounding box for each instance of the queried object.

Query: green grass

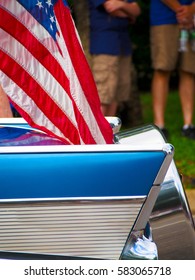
[140,91,195,189]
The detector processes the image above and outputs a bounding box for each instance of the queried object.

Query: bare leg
[0,85,13,118]
[179,71,194,126]
[151,70,171,128]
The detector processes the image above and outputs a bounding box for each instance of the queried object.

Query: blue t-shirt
[88,0,135,55]
[150,0,194,26]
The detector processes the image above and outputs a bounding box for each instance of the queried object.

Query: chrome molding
[133,185,161,232]
[0,118,27,125]
[105,117,122,134]
[115,124,195,259]
[0,143,166,154]
[120,144,174,260]
[150,161,195,259]
[153,144,174,185]
[0,117,122,136]
[0,198,145,260]
[120,185,161,260]
[129,144,173,232]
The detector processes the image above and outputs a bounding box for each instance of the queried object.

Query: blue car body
[0,118,195,260]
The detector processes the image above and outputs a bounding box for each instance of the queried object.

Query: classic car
[0,117,195,260]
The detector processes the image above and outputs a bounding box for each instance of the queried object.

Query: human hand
[104,0,124,14]
[176,5,194,29]
[103,0,140,20]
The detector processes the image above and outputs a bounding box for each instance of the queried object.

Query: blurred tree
[71,0,91,65]
[129,1,151,91]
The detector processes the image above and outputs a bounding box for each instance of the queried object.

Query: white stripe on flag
[0,29,78,126]
[0,71,74,144]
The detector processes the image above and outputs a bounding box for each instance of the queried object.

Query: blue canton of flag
[17,0,60,40]
[62,0,68,7]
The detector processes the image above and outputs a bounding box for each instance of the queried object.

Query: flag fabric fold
[0,0,113,144]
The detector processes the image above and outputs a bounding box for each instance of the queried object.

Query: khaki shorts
[91,55,131,104]
[150,24,195,74]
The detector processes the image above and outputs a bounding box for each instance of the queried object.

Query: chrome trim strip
[0,118,27,124]
[105,117,122,134]
[153,144,174,185]
[0,117,122,135]
[0,117,121,130]
[133,185,160,231]
[133,144,174,231]
[0,196,146,203]
[150,161,195,259]
[0,143,167,153]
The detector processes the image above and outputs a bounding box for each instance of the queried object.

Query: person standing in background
[88,0,141,116]
[150,0,195,139]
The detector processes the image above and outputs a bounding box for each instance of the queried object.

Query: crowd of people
[88,0,195,140]
[1,0,195,140]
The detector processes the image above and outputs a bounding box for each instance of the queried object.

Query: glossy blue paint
[0,151,165,199]
[0,127,65,146]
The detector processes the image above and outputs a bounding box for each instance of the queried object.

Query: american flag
[0,0,113,144]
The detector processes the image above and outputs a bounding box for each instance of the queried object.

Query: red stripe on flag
[1,50,81,144]
[55,0,113,144]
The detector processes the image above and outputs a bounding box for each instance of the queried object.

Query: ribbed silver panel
[0,199,145,259]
